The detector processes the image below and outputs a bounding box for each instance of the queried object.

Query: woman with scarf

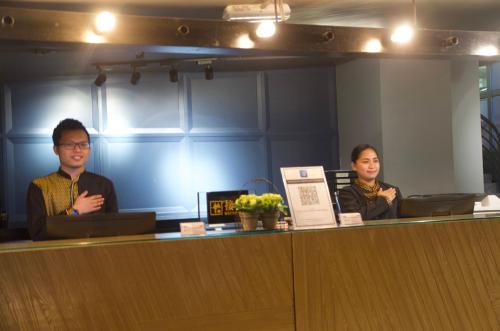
[338,144,402,220]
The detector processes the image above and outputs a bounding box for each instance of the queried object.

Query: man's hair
[52,118,90,146]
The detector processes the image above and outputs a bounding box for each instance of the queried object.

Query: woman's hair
[351,144,379,162]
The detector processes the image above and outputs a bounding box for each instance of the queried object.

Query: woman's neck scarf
[354,179,380,200]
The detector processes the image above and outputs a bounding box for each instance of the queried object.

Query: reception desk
[1,214,500,330]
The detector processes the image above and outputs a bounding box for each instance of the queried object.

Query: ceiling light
[236,34,255,48]
[204,65,214,80]
[255,21,276,38]
[95,11,116,33]
[83,30,106,43]
[364,39,383,53]
[169,68,178,83]
[223,3,290,22]
[476,45,499,57]
[94,66,107,86]
[391,24,414,44]
[130,67,141,85]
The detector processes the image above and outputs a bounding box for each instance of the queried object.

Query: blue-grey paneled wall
[1,67,338,225]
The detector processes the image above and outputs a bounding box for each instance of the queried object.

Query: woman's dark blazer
[338,181,402,220]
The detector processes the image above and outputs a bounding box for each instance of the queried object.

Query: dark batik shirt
[26,168,118,240]
[338,181,402,221]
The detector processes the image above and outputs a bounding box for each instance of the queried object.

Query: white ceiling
[2,0,500,31]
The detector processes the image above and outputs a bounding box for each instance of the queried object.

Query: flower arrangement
[260,193,287,214]
[235,193,287,230]
[235,193,287,214]
[234,194,263,213]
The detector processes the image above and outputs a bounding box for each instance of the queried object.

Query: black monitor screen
[45,212,156,240]
[399,194,476,218]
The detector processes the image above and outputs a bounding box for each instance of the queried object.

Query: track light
[204,65,214,80]
[94,66,107,86]
[169,68,178,83]
[130,67,141,85]
[92,57,219,85]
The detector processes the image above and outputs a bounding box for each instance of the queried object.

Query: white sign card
[338,212,364,227]
[180,222,207,236]
[281,166,337,229]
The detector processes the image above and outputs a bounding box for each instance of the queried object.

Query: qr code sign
[298,185,320,206]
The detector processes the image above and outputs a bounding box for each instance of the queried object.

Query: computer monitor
[324,169,357,215]
[324,169,357,194]
[45,212,156,240]
[399,194,476,218]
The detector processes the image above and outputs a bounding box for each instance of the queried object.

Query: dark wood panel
[0,233,294,330]
[293,220,500,330]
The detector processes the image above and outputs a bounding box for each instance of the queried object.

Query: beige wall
[379,58,456,195]
[337,58,483,196]
[336,59,383,169]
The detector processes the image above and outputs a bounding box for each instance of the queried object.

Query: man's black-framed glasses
[59,142,90,150]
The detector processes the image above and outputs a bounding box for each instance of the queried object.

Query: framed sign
[206,190,248,226]
[281,166,337,229]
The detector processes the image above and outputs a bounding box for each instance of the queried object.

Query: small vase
[261,211,280,230]
[239,212,259,231]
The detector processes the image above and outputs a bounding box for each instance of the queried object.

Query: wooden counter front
[292,218,500,330]
[0,232,294,331]
[3,215,500,330]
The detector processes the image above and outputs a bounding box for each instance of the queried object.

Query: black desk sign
[206,190,248,225]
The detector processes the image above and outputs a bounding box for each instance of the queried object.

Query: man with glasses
[26,118,118,240]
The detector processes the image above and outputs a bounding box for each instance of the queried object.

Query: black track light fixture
[94,66,107,86]
[130,67,141,85]
[92,57,219,85]
[169,67,178,83]
[204,65,214,80]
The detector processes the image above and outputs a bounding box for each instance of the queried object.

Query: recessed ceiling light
[236,34,255,48]
[476,45,498,57]
[391,24,414,44]
[95,11,116,33]
[83,30,106,43]
[364,39,383,53]
[255,21,276,38]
